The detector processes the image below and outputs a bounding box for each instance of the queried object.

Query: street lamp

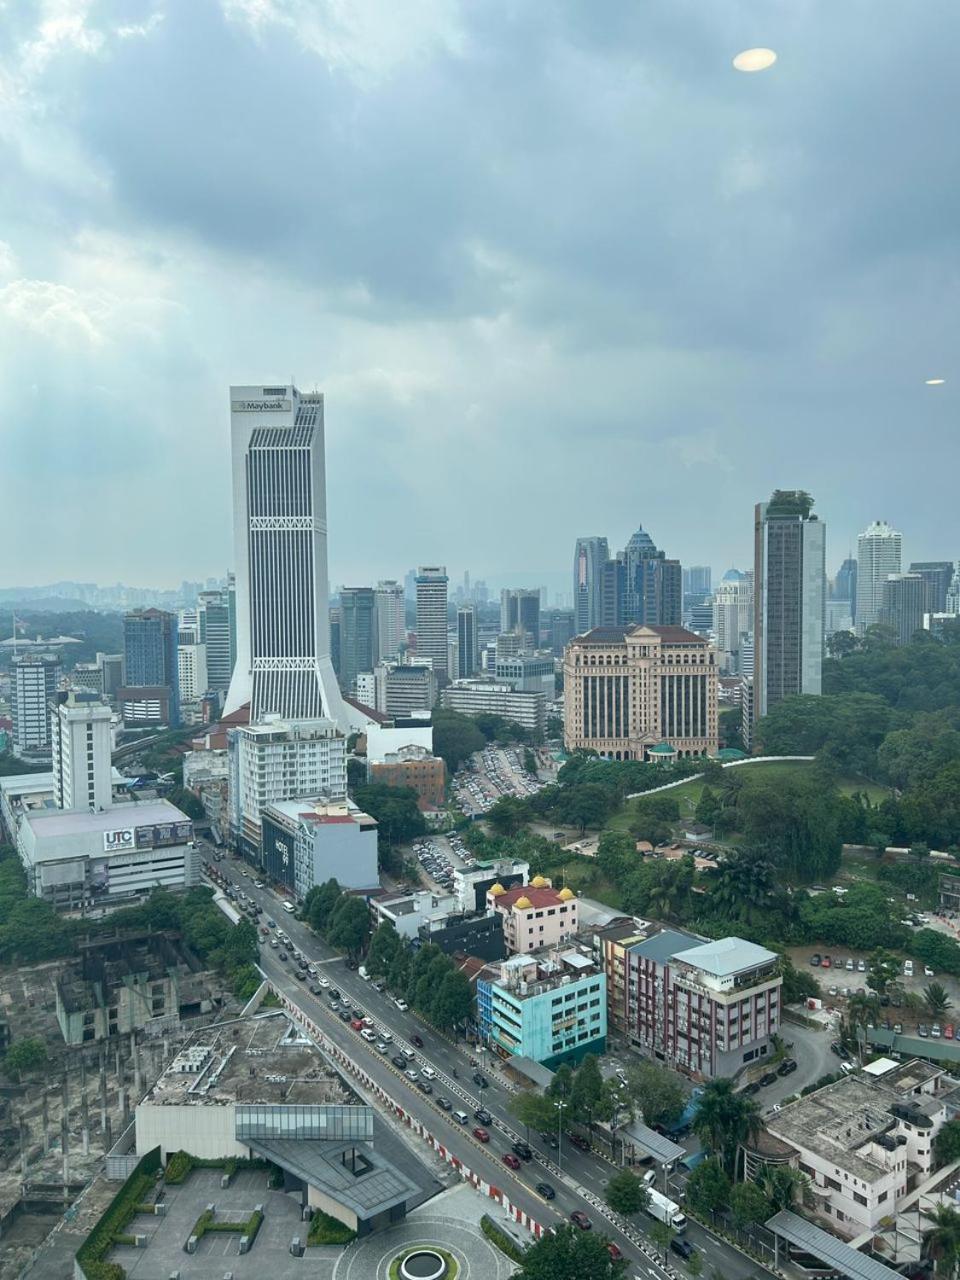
[555,1100,567,1172]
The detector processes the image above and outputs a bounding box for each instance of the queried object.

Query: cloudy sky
[2,0,957,595]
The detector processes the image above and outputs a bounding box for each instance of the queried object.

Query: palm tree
[692,1078,763,1178]
[922,1204,960,1279]
[925,982,953,1018]
[758,1165,809,1213]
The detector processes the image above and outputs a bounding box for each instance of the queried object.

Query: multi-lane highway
[206,848,766,1279]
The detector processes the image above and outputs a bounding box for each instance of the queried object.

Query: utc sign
[103,828,136,853]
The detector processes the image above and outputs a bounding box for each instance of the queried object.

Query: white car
[317,977,330,988]
[925,966,935,977]
[360,1029,377,1042]
[254,881,264,889]
[394,997,409,1011]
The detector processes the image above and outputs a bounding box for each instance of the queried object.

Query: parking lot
[413,833,473,893]
[451,745,544,816]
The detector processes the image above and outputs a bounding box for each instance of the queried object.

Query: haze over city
[2,1,957,586]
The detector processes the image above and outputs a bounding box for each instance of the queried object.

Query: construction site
[0,933,232,1280]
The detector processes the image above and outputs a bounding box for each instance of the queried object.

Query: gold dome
[488,883,506,896]
[530,875,549,888]
[557,887,576,901]
[513,895,533,911]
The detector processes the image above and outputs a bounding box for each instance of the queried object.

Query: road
[206,848,766,1280]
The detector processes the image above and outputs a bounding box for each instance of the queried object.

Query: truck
[645,1188,686,1232]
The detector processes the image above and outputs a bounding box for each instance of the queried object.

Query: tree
[558,784,613,834]
[4,1037,48,1079]
[925,982,953,1017]
[695,786,721,827]
[684,1158,731,1216]
[432,968,474,1030]
[922,1203,960,1279]
[511,1091,565,1136]
[518,1223,627,1279]
[685,1250,703,1276]
[487,795,533,837]
[758,1166,808,1213]
[867,949,901,997]
[569,1055,606,1127]
[827,630,860,659]
[432,709,486,773]
[624,1061,685,1128]
[365,922,402,978]
[935,1120,960,1167]
[605,1169,649,1216]
[303,878,342,934]
[353,783,426,848]
[729,1181,772,1232]
[325,895,370,956]
[692,1078,762,1178]
[649,1220,675,1261]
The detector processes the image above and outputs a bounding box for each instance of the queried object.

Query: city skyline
[2,3,958,586]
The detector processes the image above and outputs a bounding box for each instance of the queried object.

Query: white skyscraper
[12,654,61,754]
[415,566,449,677]
[50,690,113,812]
[855,520,902,636]
[224,385,347,728]
[375,580,405,661]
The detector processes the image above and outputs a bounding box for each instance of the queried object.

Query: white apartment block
[375,581,405,662]
[12,655,61,754]
[856,521,903,636]
[177,641,208,703]
[230,717,347,859]
[50,691,113,813]
[441,680,546,736]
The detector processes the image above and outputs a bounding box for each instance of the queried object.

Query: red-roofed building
[486,877,579,954]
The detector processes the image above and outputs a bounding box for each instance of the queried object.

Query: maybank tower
[224,385,348,729]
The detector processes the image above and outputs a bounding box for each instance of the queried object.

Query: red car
[473,1127,490,1142]
[607,1243,623,1261]
[350,1019,363,1032]
[569,1134,591,1152]
[946,1024,955,1040]
[570,1210,592,1230]
[502,1152,521,1170]
[822,955,832,969]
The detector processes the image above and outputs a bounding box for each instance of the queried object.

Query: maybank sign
[231,398,291,413]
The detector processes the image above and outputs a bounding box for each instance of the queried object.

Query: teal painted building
[478,949,607,1068]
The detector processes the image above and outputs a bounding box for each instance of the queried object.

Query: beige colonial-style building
[562,625,718,759]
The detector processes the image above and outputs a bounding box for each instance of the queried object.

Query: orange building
[369,745,446,811]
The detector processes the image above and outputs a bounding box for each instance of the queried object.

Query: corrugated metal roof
[672,936,777,976]
[628,928,702,965]
[623,1120,685,1164]
[765,1211,904,1280]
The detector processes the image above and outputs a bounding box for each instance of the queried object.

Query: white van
[421,1066,437,1080]
[283,901,295,913]
[358,965,370,981]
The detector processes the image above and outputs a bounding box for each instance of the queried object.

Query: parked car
[946,1025,955,1040]
[742,1081,761,1096]
[759,1072,778,1087]
[894,1022,904,1035]
[932,1024,942,1039]
[918,1024,930,1038]
[777,1059,798,1076]
[473,1127,490,1142]
[810,953,822,966]
[925,966,936,978]
[570,1211,592,1230]
[822,955,832,968]
[845,958,855,971]
[830,1040,845,1056]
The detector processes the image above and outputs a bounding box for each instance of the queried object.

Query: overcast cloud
[2,0,957,592]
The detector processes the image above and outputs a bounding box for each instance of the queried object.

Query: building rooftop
[263,798,375,829]
[23,797,191,838]
[493,885,569,911]
[628,927,702,965]
[142,1014,354,1107]
[672,936,778,977]
[576,624,708,645]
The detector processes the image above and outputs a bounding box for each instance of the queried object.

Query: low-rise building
[135,1013,420,1237]
[763,1059,948,1239]
[371,889,459,940]
[260,797,379,898]
[604,927,781,1078]
[55,930,219,1045]
[477,947,607,1067]
[487,877,579,954]
[16,799,199,910]
[417,910,505,962]
[369,744,446,810]
[453,856,528,913]
[440,680,546,737]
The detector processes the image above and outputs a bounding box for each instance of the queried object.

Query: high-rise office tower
[121,608,180,726]
[224,384,347,727]
[909,562,954,615]
[574,537,609,633]
[683,566,712,598]
[197,583,236,692]
[50,690,113,811]
[547,609,576,657]
[375,580,405,662]
[622,527,682,627]
[600,556,626,626]
[753,490,825,725]
[712,571,753,672]
[339,587,378,693]
[833,557,858,624]
[500,588,541,644]
[177,622,208,703]
[881,573,926,646]
[855,521,902,636]
[12,654,61,754]
[415,566,449,677]
[329,608,341,678]
[457,606,478,678]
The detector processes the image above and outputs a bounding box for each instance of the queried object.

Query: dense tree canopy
[517,1223,627,1279]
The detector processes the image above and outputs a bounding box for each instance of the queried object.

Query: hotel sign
[231,399,291,413]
